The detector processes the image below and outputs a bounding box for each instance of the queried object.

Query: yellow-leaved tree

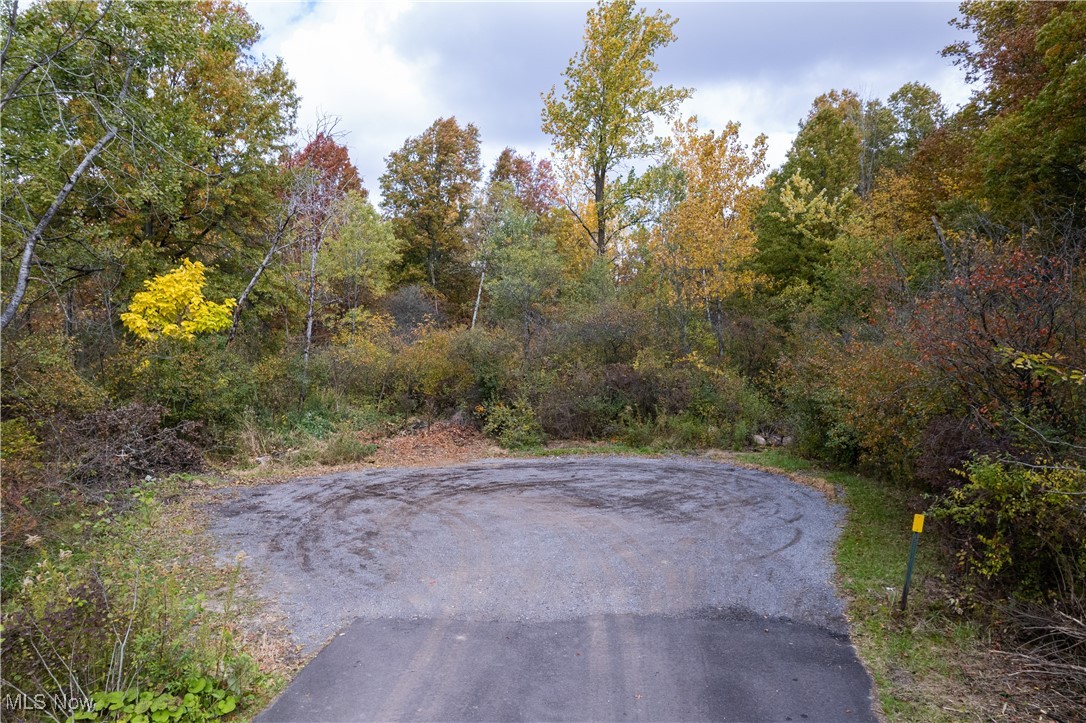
[647,116,767,352]
[121,259,236,342]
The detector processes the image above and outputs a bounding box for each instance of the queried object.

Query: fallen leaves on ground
[369,421,505,467]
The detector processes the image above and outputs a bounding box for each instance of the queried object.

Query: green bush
[482,399,544,449]
[318,310,400,403]
[388,326,474,417]
[451,327,520,405]
[530,362,628,438]
[251,352,305,414]
[107,338,256,432]
[932,457,1086,598]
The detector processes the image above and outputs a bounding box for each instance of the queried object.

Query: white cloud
[684,56,971,173]
[246,1,440,195]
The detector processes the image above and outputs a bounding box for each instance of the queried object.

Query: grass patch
[234,402,398,470]
[737,450,994,721]
[525,441,660,457]
[317,432,379,466]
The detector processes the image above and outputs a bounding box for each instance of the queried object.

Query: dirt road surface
[210,456,876,721]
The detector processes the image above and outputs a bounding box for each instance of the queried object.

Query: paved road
[210,456,876,722]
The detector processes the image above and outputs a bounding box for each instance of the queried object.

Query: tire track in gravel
[210,456,851,648]
[209,456,877,721]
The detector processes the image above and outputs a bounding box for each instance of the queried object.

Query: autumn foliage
[121,259,236,342]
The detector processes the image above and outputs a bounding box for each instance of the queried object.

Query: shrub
[932,457,1086,598]
[451,327,520,405]
[382,284,446,339]
[0,418,46,544]
[616,360,773,450]
[318,310,399,403]
[482,398,544,449]
[547,301,652,366]
[619,411,720,450]
[1,488,264,717]
[120,258,236,342]
[531,362,628,439]
[107,338,256,432]
[778,333,940,479]
[912,244,1084,465]
[388,326,473,417]
[1,333,104,422]
[714,312,785,380]
[916,413,1011,491]
[251,352,306,414]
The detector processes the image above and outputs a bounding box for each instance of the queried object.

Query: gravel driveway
[210,456,875,721]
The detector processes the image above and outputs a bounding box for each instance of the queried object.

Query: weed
[0,480,273,721]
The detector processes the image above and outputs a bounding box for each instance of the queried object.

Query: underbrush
[233,399,395,468]
[0,478,284,722]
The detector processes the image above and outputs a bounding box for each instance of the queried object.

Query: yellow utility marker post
[900,514,924,612]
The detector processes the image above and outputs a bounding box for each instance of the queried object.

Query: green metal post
[900,531,920,612]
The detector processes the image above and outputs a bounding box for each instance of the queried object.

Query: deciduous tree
[489,148,558,219]
[541,0,689,258]
[0,0,297,332]
[288,126,362,374]
[380,117,482,307]
[646,117,766,352]
[947,1,1085,227]
[319,192,400,319]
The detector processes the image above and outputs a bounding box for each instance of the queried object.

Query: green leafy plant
[482,399,544,449]
[1,484,268,721]
[73,675,237,722]
[931,457,1086,596]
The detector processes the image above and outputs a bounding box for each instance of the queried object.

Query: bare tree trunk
[932,216,954,275]
[227,211,295,344]
[428,236,438,289]
[227,243,279,345]
[594,168,607,256]
[1,127,117,330]
[471,266,485,329]
[302,238,318,390]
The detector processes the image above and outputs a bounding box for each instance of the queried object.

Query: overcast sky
[242,1,976,202]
